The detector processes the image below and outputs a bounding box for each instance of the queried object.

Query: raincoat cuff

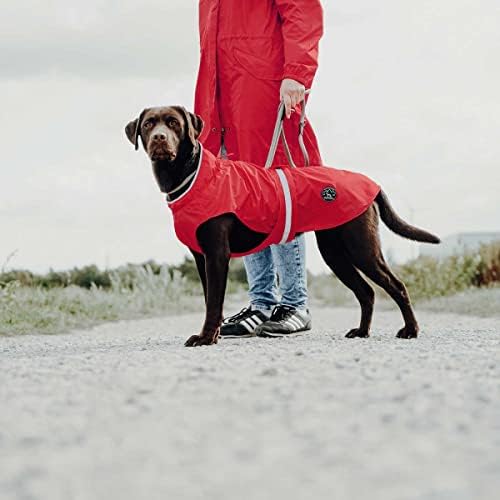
[282,63,316,89]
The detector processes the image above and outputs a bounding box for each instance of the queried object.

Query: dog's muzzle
[149,141,177,162]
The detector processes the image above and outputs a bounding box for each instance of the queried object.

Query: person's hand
[280,78,306,119]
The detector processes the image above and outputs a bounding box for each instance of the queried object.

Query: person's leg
[243,247,278,313]
[272,234,308,310]
[255,234,312,336]
[220,248,278,338]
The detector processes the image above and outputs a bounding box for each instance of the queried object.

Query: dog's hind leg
[315,230,375,338]
[355,258,419,339]
[339,212,419,339]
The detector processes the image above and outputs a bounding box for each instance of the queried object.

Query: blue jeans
[243,234,308,311]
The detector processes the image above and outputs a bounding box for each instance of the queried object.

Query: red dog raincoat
[194,0,324,167]
[167,147,381,256]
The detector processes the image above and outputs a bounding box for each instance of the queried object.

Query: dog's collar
[166,170,197,199]
[166,145,203,204]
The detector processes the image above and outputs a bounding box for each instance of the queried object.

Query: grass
[307,241,500,316]
[415,285,500,318]
[0,266,204,336]
[395,243,499,301]
[1,242,499,335]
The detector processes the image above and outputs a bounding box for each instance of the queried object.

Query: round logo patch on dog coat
[321,186,337,202]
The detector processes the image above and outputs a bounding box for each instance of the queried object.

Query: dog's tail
[375,191,440,244]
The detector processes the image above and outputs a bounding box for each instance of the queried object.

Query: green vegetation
[396,241,499,301]
[1,242,499,335]
[0,259,247,336]
[309,242,500,318]
[0,259,247,291]
[0,264,198,336]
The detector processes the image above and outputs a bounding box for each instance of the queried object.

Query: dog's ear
[125,109,147,150]
[189,112,204,140]
[176,107,204,146]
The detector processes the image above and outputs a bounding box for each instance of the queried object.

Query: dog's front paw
[345,328,370,339]
[396,326,418,339]
[184,332,219,347]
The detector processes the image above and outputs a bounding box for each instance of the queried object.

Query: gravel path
[1,307,499,500]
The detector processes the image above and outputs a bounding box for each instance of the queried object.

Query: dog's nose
[152,132,166,142]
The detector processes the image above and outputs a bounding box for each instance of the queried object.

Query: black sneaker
[255,305,312,337]
[220,307,270,338]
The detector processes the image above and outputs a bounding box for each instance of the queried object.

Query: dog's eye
[168,118,179,127]
[143,120,153,129]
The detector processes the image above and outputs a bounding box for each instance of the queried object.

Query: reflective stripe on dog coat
[167,146,381,257]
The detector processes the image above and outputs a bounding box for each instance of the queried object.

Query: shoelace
[223,307,253,324]
[270,305,296,323]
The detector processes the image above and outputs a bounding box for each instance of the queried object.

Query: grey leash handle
[264,88,311,169]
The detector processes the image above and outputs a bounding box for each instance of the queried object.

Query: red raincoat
[195,0,324,167]
[167,147,381,256]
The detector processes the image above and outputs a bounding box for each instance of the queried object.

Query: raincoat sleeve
[275,0,324,89]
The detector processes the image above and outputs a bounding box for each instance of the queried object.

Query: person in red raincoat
[194,0,324,338]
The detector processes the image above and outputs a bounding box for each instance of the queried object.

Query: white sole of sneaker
[220,333,257,339]
[256,327,311,338]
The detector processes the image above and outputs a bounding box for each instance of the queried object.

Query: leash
[264,89,311,169]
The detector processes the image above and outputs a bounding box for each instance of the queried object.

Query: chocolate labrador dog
[125,106,440,347]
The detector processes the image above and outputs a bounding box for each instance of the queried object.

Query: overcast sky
[1,0,499,274]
